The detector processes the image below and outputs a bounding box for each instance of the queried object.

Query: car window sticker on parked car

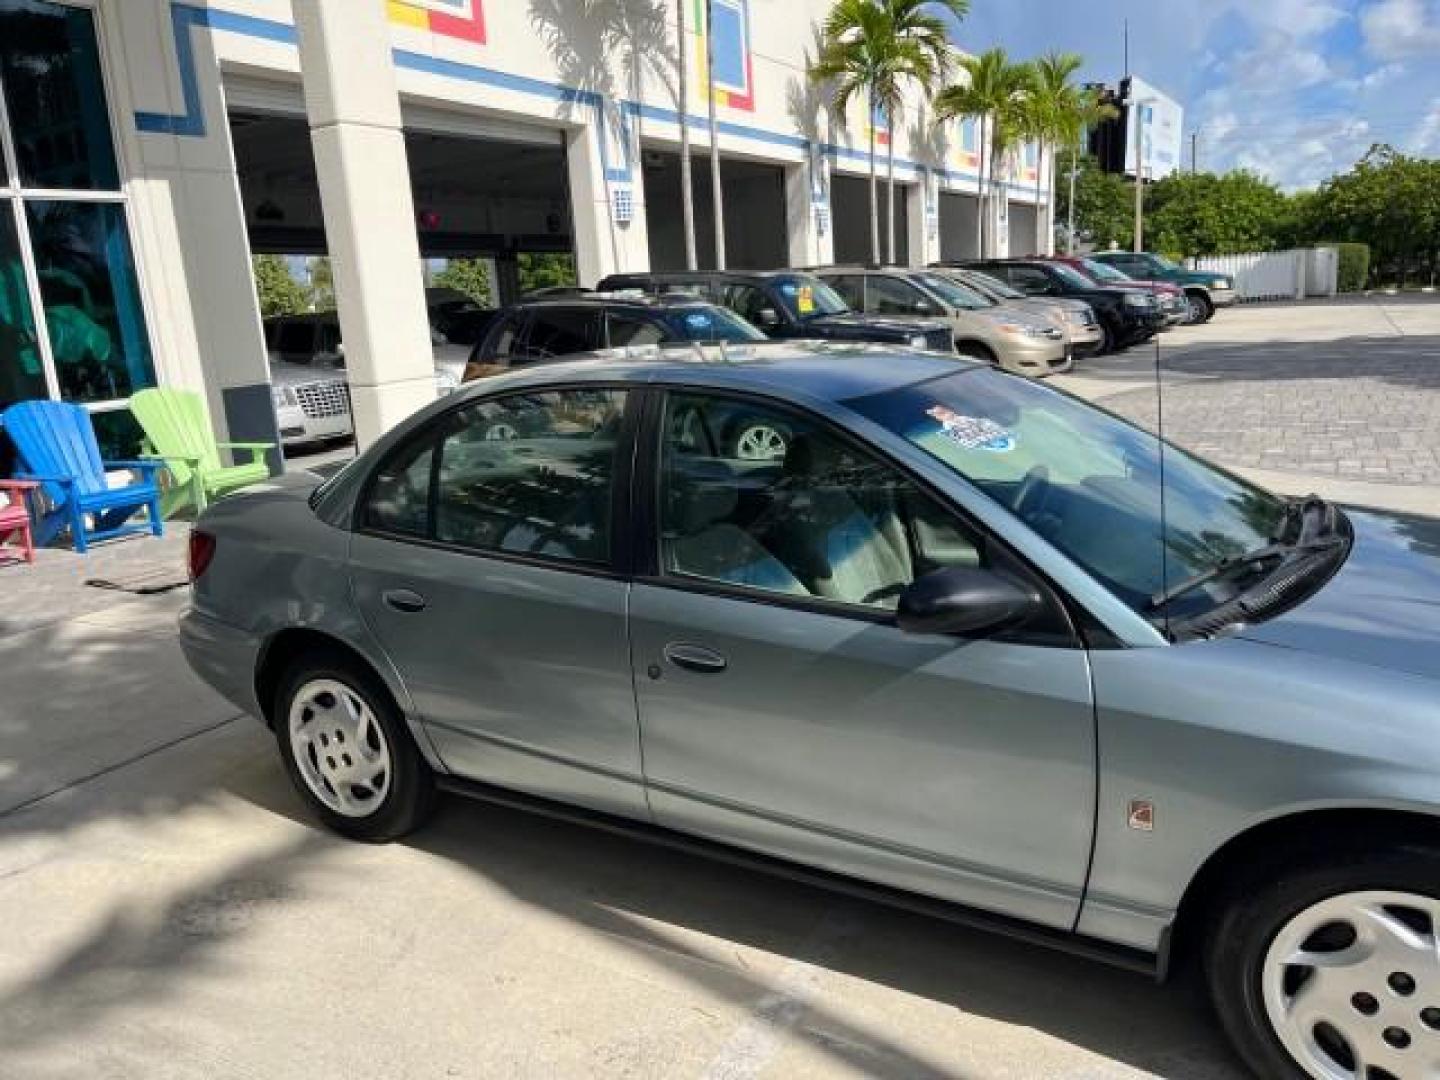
[796,285,815,315]
[926,405,1016,452]
[684,311,712,329]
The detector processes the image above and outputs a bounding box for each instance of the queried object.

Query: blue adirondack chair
[0,400,164,553]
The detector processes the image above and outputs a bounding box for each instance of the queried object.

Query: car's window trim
[353,382,641,579]
[630,384,1084,649]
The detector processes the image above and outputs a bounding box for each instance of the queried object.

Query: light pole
[1131,95,1153,253]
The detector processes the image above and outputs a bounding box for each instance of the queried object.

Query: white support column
[785,158,832,268]
[906,174,940,268]
[567,106,650,287]
[293,0,433,446]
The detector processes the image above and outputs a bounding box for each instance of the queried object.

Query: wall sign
[696,0,754,112]
[387,0,486,44]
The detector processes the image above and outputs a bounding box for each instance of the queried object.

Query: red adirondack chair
[0,479,37,565]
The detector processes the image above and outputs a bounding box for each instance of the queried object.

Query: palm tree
[1025,52,1114,255]
[810,0,967,265]
[676,0,698,269]
[935,48,1033,257]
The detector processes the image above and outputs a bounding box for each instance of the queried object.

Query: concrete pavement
[1053,295,1440,515]
[0,563,1243,1080]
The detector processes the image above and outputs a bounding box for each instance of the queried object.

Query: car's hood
[1238,509,1440,681]
[269,359,347,388]
[808,312,947,335]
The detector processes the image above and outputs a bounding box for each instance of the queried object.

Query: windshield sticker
[684,312,713,328]
[779,282,798,296]
[797,285,816,314]
[927,405,1016,452]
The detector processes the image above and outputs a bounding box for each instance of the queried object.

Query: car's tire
[1186,292,1214,324]
[1205,841,1440,1080]
[1096,319,1117,355]
[274,651,436,842]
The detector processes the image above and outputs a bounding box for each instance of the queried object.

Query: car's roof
[462,341,973,402]
[511,295,720,312]
[601,270,816,283]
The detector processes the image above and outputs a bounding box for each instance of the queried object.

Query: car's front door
[627,389,1098,928]
[349,386,647,818]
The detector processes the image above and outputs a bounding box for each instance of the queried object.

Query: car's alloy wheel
[1262,890,1440,1079]
[733,424,788,461]
[483,421,520,441]
[275,655,435,840]
[288,678,392,818]
[1186,295,1207,324]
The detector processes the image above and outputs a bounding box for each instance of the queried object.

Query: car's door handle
[382,588,427,614]
[663,642,727,674]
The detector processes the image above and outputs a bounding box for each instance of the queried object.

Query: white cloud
[1411,98,1440,153]
[1361,0,1440,58]
[1240,0,1352,38]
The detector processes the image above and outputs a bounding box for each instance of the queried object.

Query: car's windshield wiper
[1270,494,1331,545]
[1147,535,1346,612]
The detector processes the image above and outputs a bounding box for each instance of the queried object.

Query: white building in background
[0,0,1052,454]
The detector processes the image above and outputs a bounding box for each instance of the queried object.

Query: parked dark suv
[955,260,1167,353]
[464,293,766,381]
[594,271,954,352]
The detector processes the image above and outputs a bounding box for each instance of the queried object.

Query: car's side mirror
[756,308,781,328]
[896,566,1044,637]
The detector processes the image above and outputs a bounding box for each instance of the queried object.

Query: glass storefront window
[0,205,46,407]
[26,200,154,402]
[0,0,154,436]
[0,0,120,191]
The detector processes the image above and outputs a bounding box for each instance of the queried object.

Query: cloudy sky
[942,0,1440,190]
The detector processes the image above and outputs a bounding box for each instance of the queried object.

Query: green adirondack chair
[130,388,274,516]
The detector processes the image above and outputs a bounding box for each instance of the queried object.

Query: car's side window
[431,389,627,566]
[486,314,524,361]
[608,312,667,348]
[657,393,985,610]
[520,308,600,360]
[362,436,435,537]
[826,275,865,309]
[868,275,928,316]
[723,284,779,326]
[1009,267,1052,295]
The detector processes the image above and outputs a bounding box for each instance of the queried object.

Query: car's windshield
[847,370,1290,620]
[959,271,1023,300]
[1081,259,1132,283]
[660,306,767,342]
[1046,263,1096,290]
[913,272,993,310]
[768,275,850,319]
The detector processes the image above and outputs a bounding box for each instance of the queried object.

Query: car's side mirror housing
[896,566,1044,637]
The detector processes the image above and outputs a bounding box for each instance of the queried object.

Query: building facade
[0,0,1053,457]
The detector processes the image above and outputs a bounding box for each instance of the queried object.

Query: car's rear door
[348,385,647,818]
[626,386,1098,928]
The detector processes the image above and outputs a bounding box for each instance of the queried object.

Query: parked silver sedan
[181,342,1440,1080]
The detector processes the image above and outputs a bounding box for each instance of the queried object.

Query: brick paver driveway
[1076,298,1440,487]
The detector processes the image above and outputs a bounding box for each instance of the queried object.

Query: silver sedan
[181,341,1440,1080]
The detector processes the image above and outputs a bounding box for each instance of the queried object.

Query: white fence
[1188,248,1338,302]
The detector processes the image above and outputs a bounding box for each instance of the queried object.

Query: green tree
[1053,153,1133,250]
[1306,145,1440,285]
[251,255,310,318]
[431,258,493,306]
[935,48,1034,257]
[308,256,335,311]
[811,0,967,264]
[518,252,578,295]
[1146,170,1292,256]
